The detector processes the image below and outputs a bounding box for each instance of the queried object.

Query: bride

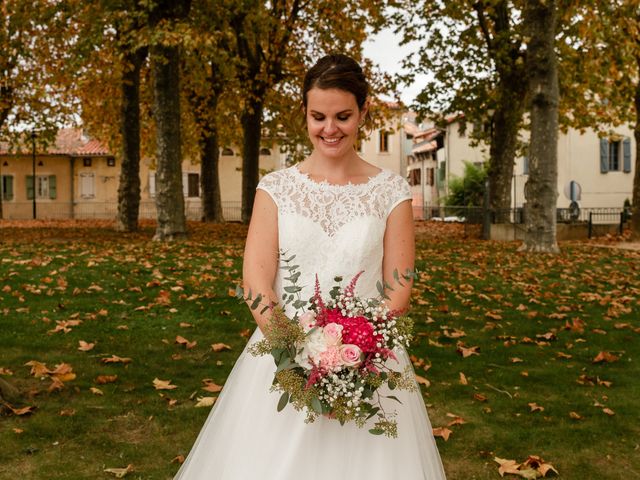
[173,53,447,479]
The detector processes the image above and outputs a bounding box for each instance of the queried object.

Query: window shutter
[149,172,156,196]
[623,137,631,173]
[49,175,57,199]
[80,173,95,198]
[26,175,34,200]
[3,176,13,200]
[600,138,609,173]
[182,173,189,197]
[523,156,529,175]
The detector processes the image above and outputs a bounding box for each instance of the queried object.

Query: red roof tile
[0,128,111,156]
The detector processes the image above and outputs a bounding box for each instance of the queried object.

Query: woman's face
[305,87,366,160]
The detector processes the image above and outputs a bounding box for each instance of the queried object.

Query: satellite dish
[564,181,582,201]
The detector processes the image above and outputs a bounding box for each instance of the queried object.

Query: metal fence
[0,201,243,222]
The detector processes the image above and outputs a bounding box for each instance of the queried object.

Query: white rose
[294,329,327,369]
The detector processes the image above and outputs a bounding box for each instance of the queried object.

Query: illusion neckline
[291,164,386,188]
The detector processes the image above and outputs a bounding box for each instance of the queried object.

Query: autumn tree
[396,1,528,215]
[231,0,389,224]
[518,0,560,253]
[148,0,192,240]
[0,0,75,218]
[569,2,640,240]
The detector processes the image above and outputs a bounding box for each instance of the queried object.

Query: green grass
[0,222,638,479]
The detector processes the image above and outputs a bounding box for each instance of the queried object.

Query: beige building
[406,118,635,213]
[0,129,282,221]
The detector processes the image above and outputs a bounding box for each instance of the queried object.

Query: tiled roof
[0,128,111,156]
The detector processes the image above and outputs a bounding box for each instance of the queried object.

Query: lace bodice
[257,165,412,312]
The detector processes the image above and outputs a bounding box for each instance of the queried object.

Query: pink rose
[319,346,342,371]
[323,322,343,346]
[340,344,363,368]
[298,311,317,331]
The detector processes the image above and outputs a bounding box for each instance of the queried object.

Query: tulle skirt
[173,329,447,480]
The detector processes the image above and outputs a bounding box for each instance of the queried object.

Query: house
[405,117,636,215]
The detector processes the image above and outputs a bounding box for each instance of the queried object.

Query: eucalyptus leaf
[284,286,302,293]
[277,392,289,412]
[388,380,397,390]
[369,428,384,435]
[250,294,262,310]
[311,396,323,414]
[386,395,402,404]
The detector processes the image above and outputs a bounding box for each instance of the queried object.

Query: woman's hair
[302,54,369,111]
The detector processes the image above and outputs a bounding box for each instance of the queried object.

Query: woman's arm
[382,200,415,312]
[242,189,279,333]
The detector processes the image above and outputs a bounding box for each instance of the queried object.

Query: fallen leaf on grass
[104,464,134,478]
[415,374,431,387]
[179,322,193,328]
[25,360,53,377]
[6,404,35,416]
[201,379,223,393]
[456,342,480,358]
[48,319,82,334]
[592,352,619,364]
[495,455,558,478]
[96,375,118,384]
[13,428,24,433]
[602,407,615,416]
[528,402,544,413]
[77,340,95,352]
[0,367,14,375]
[459,372,468,385]
[474,393,488,402]
[211,343,231,352]
[195,396,217,407]
[153,378,177,390]
[175,335,197,349]
[569,411,582,420]
[90,387,104,396]
[432,427,452,441]
[510,357,524,363]
[172,455,185,464]
[556,352,572,359]
[102,355,132,364]
[59,409,76,416]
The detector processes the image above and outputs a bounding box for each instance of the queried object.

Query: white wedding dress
[173,165,447,479]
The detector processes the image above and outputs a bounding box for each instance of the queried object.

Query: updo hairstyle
[302,54,369,112]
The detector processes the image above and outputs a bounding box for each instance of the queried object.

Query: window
[83,157,92,167]
[79,173,95,199]
[426,168,435,186]
[408,169,421,186]
[259,148,271,156]
[221,147,234,156]
[1,175,14,200]
[523,156,529,175]
[379,130,389,153]
[149,172,156,196]
[107,157,116,167]
[26,175,57,200]
[185,173,200,197]
[600,137,632,173]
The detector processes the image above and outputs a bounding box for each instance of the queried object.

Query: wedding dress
[173,165,447,480]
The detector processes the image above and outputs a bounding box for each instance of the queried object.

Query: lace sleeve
[386,173,412,216]
[256,172,280,208]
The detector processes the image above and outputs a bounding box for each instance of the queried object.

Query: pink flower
[319,346,342,371]
[298,311,317,331]
[340,344,362,367]
[323,322,343,346]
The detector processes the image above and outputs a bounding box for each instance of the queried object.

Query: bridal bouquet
[238,255,416,438]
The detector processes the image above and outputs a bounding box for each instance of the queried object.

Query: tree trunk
[630,56,640,241]
[115,47,146,232]
[200,126,223,222]
[151,43,187,241]
[0,86,12,220]
[488,84,526,218]
[519,0,560,253]
[241,97,263,224]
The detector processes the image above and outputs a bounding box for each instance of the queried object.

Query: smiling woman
[173,54,447,480]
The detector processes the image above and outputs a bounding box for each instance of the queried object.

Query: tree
[0,0,76,218]
[396,1,528,215]
[519,0,560,253]
[445,161,487,207]
[148,0,192,240]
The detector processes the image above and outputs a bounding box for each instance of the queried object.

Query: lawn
[0,220,638,480]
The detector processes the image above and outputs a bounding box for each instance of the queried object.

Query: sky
[362,27,429,106]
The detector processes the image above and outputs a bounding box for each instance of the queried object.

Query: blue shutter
[600,138,609,173]
[26,175,34,200]
[49,175,57,199]
[623,137,631,173]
